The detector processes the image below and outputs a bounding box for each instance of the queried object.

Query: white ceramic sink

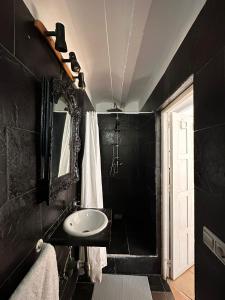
[63,209,108,237]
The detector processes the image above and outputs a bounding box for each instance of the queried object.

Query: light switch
[203,228,214,251]
[215,240,225,263]
[203,226,225,266]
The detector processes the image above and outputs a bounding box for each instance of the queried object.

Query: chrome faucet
[72,199,81,210]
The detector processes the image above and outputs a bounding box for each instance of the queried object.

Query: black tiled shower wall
[142,1,225,299]
[98,114,158,258]
[0,1,93,298]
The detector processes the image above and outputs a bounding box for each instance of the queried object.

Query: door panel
[170,112,194,279]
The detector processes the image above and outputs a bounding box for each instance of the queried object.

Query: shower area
[98,112,156,256]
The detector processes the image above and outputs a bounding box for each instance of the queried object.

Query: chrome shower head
[107,103,123,112]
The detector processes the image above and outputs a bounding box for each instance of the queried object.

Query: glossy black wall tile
[0,47,38,130]
[194,48,225,130]
[141,0,225,113]
[195,124,225,196]
[194,53,225,300]
[194,126,225,299]
[15,0,61,79]
[141,1,225,299]
[0,1,93,298]
[195,187,225,300]
[0,128,7,208]
[98,114,157,257]
[7,128,38,199]
[0,190,41,285]
[0,1,14,53]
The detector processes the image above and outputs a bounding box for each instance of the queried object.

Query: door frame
[161,84,193,280]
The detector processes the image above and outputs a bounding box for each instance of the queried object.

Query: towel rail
[36,239,44,253]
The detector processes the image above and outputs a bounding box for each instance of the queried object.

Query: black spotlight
[46,22,67,52]
[62,52,81,73]
[74,72,86,89]
[78,72,86,89]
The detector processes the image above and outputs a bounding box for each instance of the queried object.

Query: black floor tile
[103,257,116,274]
[148,275,165,292]
[161,278,171,292]
[152,291,174,300]
[72,282,94,300]
[115,256,160,274]
[77,274,92,283]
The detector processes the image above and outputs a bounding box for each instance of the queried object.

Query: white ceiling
[23,0,206,111]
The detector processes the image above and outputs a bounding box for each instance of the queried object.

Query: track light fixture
[73,72,86,89]
[62,52,81,73]
[46,22,67,52]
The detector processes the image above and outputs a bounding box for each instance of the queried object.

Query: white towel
[10,243,59,300]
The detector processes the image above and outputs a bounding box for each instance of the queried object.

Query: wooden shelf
[34,20,75,82]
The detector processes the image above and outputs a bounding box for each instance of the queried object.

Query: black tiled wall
[142,1,225,299]
[0,1,93,298]
[98,114,157,256]
[194,50,225,300]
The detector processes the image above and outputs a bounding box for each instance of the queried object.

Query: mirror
[52,97,71,178]
[41,78,81,203]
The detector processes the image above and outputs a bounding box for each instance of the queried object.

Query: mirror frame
[41,77,81,203]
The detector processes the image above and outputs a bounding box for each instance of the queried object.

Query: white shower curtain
[81,111,107,282]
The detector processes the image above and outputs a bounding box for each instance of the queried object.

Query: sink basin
[63,209,108,237]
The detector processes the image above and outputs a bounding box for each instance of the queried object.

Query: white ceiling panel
[120,0,153,107]
[105,0,135,103]
[64,0,112,103]
[23,0,206,110]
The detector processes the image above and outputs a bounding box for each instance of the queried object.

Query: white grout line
[103,0,114,103]
[120,0,136,106]
[97,111,154,114]
[125,223,131,255]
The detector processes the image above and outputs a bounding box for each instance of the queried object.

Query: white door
[170,112,194,279]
